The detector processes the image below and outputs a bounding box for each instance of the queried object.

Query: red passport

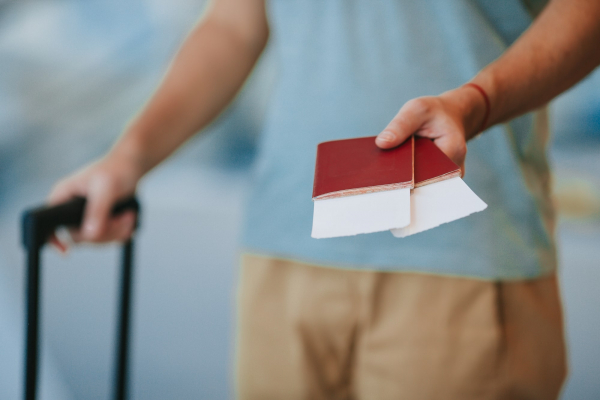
[312,136,414,200]
[413,137,461,187]
[311,135,487,239]
[311,136,414,238]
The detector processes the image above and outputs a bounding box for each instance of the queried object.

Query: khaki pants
[236,254,566,400]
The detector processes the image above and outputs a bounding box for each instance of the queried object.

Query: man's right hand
[47,153,141,252]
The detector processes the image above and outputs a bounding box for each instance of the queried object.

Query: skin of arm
[50,0,600,247]
[376,0,600,172]
[118,0,269,176]
[48,0,269,247]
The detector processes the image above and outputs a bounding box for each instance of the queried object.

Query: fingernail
[376,131,395,143]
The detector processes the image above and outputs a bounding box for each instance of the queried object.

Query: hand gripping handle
[22,196,140,250]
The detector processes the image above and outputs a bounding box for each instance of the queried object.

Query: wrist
[462,83,491,136]
[440,85,488,140]
[106,130,150,182]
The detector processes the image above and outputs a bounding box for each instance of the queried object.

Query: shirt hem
[238,247,556,282]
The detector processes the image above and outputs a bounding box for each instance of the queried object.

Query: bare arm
[48,0,268,246]
[376,0,600,169]
[471,0,600,133]
[116,0,269,176]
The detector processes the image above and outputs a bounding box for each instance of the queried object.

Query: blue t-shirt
[242,0,556,280]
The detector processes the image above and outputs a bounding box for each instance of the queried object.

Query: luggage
[21,197,140,400]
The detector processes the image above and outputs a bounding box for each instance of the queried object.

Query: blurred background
[0,1,598,399]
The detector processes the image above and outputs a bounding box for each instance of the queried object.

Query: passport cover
[414,137,461,187]
[312,136,414,200]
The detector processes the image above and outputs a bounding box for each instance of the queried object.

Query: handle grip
[22,196,140,250]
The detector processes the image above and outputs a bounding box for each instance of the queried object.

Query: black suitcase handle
[21,196,140,400]
[22,196,139,250]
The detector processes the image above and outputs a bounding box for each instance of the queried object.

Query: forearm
[110,12,268,177]
[468,0,600,137]
[376,0,600,169]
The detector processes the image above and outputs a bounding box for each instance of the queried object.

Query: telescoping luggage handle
[21,196,140,400]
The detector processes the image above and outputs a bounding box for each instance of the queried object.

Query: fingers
[48,170,136,249]
[49,233,69,254]
[80,173,138,242]
[376,98,432,149]
[376,95,469,175]
[47,178,82,253]
[47,205,136,252]
[70,211,136,243]
[48,177,83,206]
[79,174,116,241]
[112,211,136,242]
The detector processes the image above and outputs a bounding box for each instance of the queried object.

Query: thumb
[81,175,116,241]
[376,98,430,149]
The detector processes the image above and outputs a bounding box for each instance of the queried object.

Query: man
[48,0,600,398]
